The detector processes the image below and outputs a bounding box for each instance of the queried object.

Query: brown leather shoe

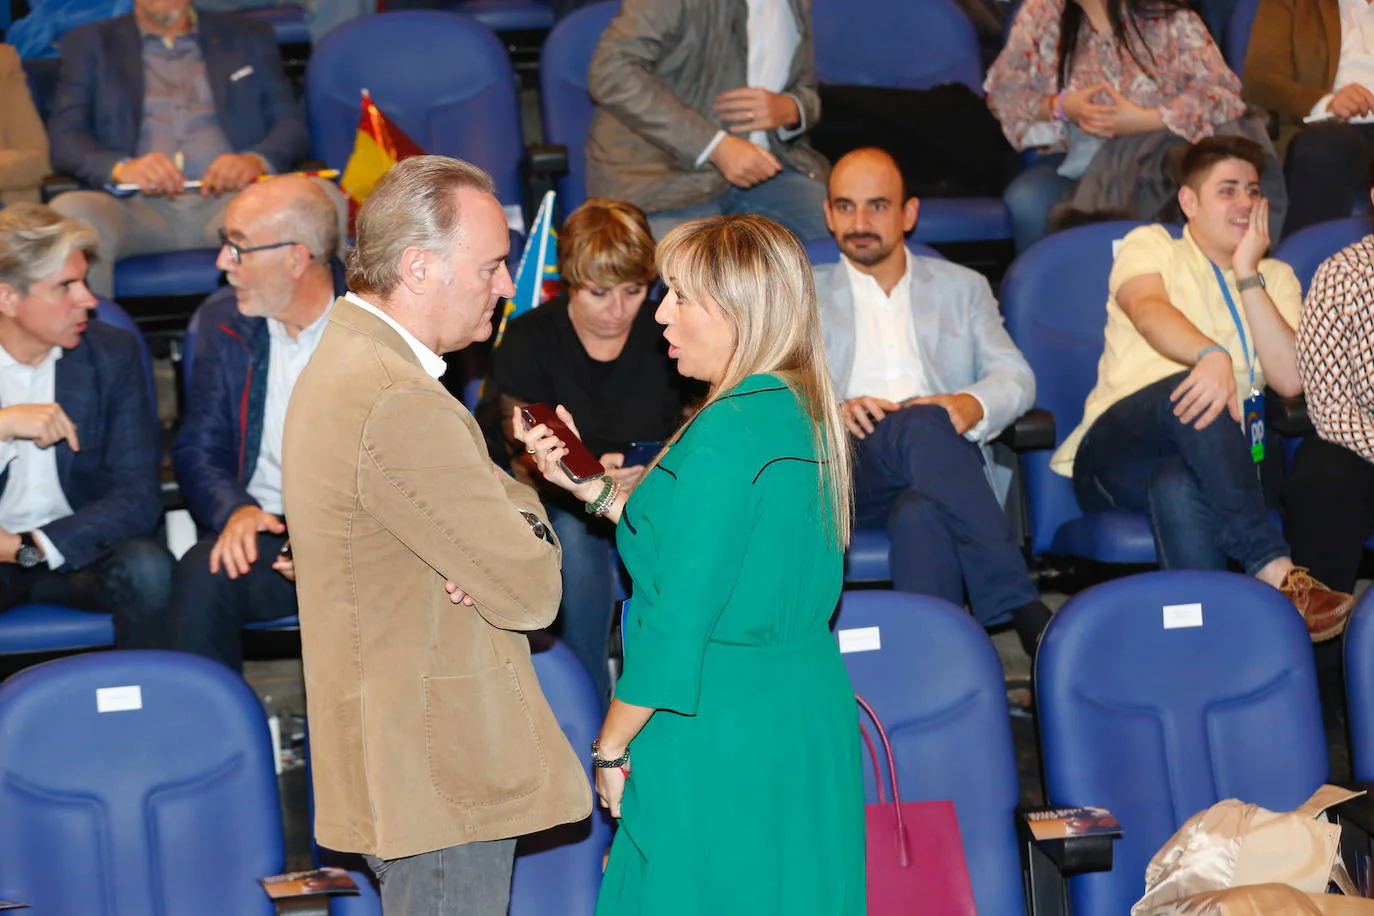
[1279,567,1355,642]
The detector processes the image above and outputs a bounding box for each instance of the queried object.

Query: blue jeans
[1072,372,1289,575]
[1004,154,1073,253]
[547,504,616,707]
[852,405,1038,626]
[167,531,299,671]
[646,168,829,242]
[0,537,175,648]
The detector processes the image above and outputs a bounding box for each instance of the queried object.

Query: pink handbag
[857,694,978,916]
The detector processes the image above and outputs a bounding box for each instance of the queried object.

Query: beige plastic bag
[1133,785,1374,916]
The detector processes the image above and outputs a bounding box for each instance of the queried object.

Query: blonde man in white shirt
[816,148,1051,655]
[166,175,341,670]
[0,203,171,644]
[1244,0,1374,234]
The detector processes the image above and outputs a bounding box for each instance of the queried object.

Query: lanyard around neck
[1209,262,1256,395]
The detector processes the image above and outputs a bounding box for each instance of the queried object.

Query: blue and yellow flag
[494,190,561,347]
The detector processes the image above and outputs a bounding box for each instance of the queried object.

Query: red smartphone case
[521,404,605,483]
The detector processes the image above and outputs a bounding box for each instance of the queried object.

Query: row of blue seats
[1,568,1369,915]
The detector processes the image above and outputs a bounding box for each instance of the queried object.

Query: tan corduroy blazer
[1242,0,1340,152]
[282,298,591,860]
[0,44,50,204]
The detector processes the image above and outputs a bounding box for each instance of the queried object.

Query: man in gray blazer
[817,148,1050,654]
[586,0,829,242]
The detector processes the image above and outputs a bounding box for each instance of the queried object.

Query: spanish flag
[339,89,425,227]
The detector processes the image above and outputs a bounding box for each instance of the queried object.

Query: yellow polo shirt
[1050,224,1302,477]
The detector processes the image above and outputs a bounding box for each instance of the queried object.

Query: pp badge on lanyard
[1210,263,1265,463]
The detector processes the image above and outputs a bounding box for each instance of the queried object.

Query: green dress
[596,373,866,915]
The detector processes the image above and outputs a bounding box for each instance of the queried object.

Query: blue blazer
[172,274,345,533]
[9,321,164,570]
[49,11,309,189]
[816,248,1036,503]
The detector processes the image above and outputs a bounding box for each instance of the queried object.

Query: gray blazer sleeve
[785,0,821,132]
[586,0,723,168]
[960,274,1036,442]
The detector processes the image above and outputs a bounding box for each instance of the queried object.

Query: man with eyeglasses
[166,175,343,670]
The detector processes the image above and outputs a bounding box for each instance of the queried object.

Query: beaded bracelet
[584,475,621,517]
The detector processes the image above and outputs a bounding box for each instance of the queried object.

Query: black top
[478,292,699,463]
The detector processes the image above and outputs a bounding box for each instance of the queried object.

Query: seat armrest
[527,143,568,178]
[1019,808,1117,916]
[996,408,1056,453]
[1267,391,1314,439]
[40,173,84,203]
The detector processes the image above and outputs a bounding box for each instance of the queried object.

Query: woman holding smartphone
[478,198,696,707]
[516,215,865,914]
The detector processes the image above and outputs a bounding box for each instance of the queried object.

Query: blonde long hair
[656,215,853,548]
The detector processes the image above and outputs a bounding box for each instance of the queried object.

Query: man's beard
[840,233,892,267]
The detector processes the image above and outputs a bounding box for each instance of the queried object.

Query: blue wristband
[1196,344,1228,364]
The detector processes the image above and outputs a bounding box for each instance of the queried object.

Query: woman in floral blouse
[986,0,1246,251]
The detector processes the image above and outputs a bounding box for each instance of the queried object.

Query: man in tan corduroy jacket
[282,155,591,915]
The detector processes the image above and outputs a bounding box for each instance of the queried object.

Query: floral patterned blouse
[984,0,1246,151]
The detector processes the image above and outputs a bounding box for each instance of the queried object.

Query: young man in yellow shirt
[1051,136,1353,641]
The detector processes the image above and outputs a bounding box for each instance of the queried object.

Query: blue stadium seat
[833,591,1023,916]
[94,296,157,412]
[1272,216,1372,295]
[804,237,943,583]
[113,248,223,300]
[0,603,113,654]
[812,0,982,93]
[1222,0,1260,72]
[539,2,617,218]
[305,12,527,212]
[810,0,1011,244]
[241,4,312,44]
[510,634,610,916]
[1346,588,1374,781]
[446,0,554,32]
[0,650,284,913]
[1001,220,1165,562]
[1038,570,1326,916]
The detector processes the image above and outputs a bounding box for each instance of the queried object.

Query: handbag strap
[858,721,886,804]
[856,693,911,867]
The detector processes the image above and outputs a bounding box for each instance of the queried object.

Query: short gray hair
[346,155,496,296]
[0,203,98,293]
[271,176,341,262]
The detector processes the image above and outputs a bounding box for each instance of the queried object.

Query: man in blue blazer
[0,203,172,642]
[168,176,341,670]
[816,148,1050,655]
[47,0,309,297]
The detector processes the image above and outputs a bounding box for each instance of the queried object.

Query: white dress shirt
[245,300,335,515]
[1308,0,1374,123]
[844,250,932,403]
[842,250,991,441]
[695,0,805,165]
[344,292,448,380]
[0,345,74,569]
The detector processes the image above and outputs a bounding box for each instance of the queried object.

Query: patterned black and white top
[1297,234,1374,464]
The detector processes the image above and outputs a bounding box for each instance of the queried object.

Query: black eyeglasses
[218,229,302,265]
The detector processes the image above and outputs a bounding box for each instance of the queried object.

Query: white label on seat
[1162,603,1203,629]
[96,685,143,713]
[838,626,881,654]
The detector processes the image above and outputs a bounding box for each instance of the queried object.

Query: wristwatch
[1236,273,1266,293]
[15,532,43,569]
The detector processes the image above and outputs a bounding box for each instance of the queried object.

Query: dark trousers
[167,531,298,671]
[1285,436,1374,593]
[1073,373,1289,574]
[853,404,1037,626]
[1282,121,1374,237]
[0,538,175,647]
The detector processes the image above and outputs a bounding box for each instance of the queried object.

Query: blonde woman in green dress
[515,214,866,915]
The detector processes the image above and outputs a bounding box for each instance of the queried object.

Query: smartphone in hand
[520,404,606,483]
[624,441,662,467]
